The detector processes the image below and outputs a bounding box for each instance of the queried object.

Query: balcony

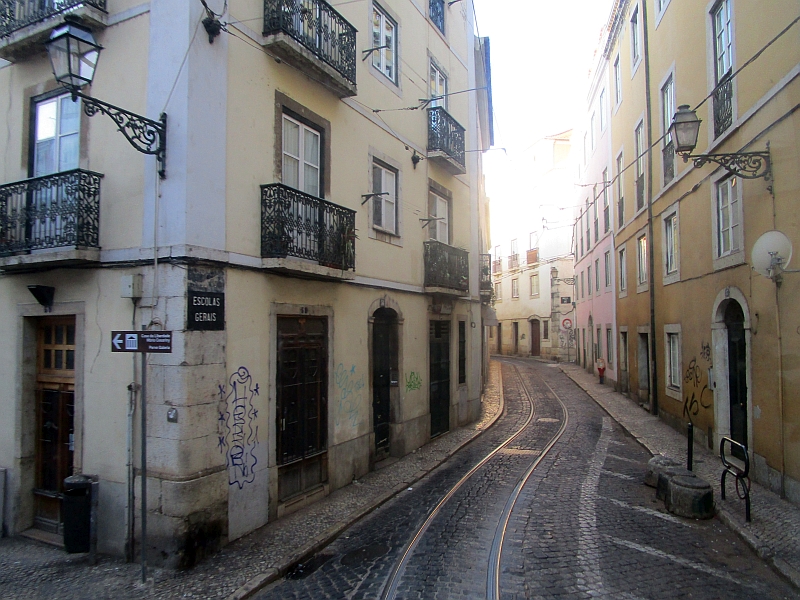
[713,75,733,139]
[507,253,519,270]
[261,183,356,278]
[662,140,675,185]
[0,169,102,270]
[492,258,501,274]
[263,0,357,98]
[0,1,107,61]
[424,240,468,296]
[427,106,466,175]
[479,253,492,299]
[526,248,539,265]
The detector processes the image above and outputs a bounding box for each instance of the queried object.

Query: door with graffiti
[429,320,450,437]
[276,316,328,502]
[372,308,398,459]
[725,301,747,458]
[34,316,76,533]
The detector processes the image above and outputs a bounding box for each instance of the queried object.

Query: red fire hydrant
[597,358,606,384]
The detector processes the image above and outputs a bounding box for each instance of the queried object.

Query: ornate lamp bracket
[680,148,771,181]
[69,88,167,179]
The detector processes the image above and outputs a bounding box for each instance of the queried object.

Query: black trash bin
[62,474,92,553]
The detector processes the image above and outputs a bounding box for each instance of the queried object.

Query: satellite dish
[752,230,792,277]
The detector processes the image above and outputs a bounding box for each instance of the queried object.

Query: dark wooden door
[277,317,328,501]
[35,317,76,533]
[530,320,541,356]
[372,311,394,456]
[429,320,450,437]
[725,302,747,457]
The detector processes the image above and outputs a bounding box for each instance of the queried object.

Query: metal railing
[263,0,357,86]
[424,239,468,292]
[0,169,102,256]
[713,74,733,139]
[720,436,751,522]
[662,140,675,184]
[429,0,444,33]
[0,0,106,37]
[527,248,539,265]
[479,253,491,292]
[492,258,501,274]
[261,183,356,270]
[507,253,519,270]
[427,106,465,169]
[635,174,645,211]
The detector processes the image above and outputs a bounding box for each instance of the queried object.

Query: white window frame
[34,92,81,177]
[613,54,622,108]
[663,204,680,285]
[634,120,646,213]
[595,258,600,292]
[427,189,449,244]
[636,232,648,292]
[429,60,447,109]
[604,251,612,289]
[581,271,585,299]
[606,327,614,367]
[630,5,641,74]
[655,0,673,26]
[494,281,502,302]
[616,151,624,228]
[511,278,519,299]
[712,174,744,270]
[602,168,610,233]
[530,273,540,297]
[372,3,397,84]
[664,324,682,400]
[619,247,627,296]
[282,113,321,197]
[712,0,733,83]
[587,265,593,296]
[373,160,398,235]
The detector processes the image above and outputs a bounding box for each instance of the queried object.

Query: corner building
[0,0,494,565]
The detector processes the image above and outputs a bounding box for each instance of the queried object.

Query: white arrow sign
[113,333,123,351]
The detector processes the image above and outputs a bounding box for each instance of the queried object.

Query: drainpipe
[642,0,659,416]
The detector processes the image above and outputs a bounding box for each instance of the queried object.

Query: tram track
[380,358,570,600]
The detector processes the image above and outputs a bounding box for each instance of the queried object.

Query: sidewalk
[0,362,504,600]
[558,361,800,591]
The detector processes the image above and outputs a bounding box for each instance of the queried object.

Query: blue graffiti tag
[218,366,259,488]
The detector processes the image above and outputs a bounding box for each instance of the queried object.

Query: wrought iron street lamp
[669,105,770,180]
[46,17,167,178]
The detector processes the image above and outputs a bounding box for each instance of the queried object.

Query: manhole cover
[286,553,335,579]
[340,543,390,567]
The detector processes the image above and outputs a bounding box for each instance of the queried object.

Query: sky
[472,0,615,249]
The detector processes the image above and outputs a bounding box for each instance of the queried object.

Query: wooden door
[372,309,396,457]
[530,320,541,356]
[429,320,450,437]
[725,302,747,457]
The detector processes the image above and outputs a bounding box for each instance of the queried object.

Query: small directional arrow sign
[111,331,173,353]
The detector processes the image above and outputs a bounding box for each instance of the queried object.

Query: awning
[481,304,499,326]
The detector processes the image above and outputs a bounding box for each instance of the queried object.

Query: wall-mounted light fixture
[45,17,167,178]
[669,105,770,180]
[28,285,55,312]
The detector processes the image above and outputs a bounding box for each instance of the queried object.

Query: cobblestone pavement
[255,358,795,599]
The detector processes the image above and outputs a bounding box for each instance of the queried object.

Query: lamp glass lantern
[46,20,102,90]
[669,104,701,155]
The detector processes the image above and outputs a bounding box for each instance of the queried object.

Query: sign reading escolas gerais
[187,291,225,331]
[111,331,173,353]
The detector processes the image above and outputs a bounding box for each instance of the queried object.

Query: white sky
[472,0,614,250]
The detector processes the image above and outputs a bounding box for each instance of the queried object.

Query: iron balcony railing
[635,174,645,211]
[492,258,501,274]
[713,74,733,139]
[0,169,102,256]
[429,0,444,33]
[527,248,539,265]
[263,0,357,86]
[508,253,519,270]
[663,139,675,184]
[427,106,465,169]
[424,239,468,292]
[261,183,356,270]
[479,253,491,293]
[0,0,106,37]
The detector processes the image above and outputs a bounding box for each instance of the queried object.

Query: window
[602,169,610,232]
[593,195,599,242]
[665,326,682,399]
[606,328,613,366]
[512,278,519,298]
[713,0,733,82]
[590,113,596,150]
[665,212,678,274]
[373,161,398,233]
[430,61,447,109]
[661,76,675,184]
[616,153,624,227]
[630,6,640,67]
[458,320,466,384]
[530,273,540,296]
[604,251,611,287]
[619,248,627,292]
[34,93,80,176]
[634,122,645,210]
[510,238,518,256]
[430,0,445,34]
[716,177,740,258]
[580,217,585,256]
[427,190,449,243]
[372,3,396,83]
[283,114,321,197]
[613,55,622,105]
[543,320,549,340]
[494,282,502,301]
[637,234,648,285]
[581,271,585,299]
[595,259,600,292]
[585,201,591,250]
[599,90,606,131]
[587,266,593,296]
[597,327,602,359]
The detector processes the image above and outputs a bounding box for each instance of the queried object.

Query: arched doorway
[372,308,398,459]
[725,301,747,455]
[530,320,541,356]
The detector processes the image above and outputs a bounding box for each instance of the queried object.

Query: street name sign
[111,331,173,353]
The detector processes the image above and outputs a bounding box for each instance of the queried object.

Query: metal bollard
[687,422,693,472]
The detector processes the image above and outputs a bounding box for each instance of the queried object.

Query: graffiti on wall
[218,366,260,489]
[334,363,363,429]
[682,344,713,422]
[405,371,422,391]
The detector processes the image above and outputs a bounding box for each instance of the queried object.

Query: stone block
[644,455,680,488]
[228,472,269,541]
[96,478,127,556]
[665,475,714,519]
[133,475,162,513]
[147,401,220,441]
[656,465,693,501]
[161,470,228,518]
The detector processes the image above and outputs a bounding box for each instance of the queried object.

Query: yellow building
[605,0,799,502]
[0,0,493,564]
